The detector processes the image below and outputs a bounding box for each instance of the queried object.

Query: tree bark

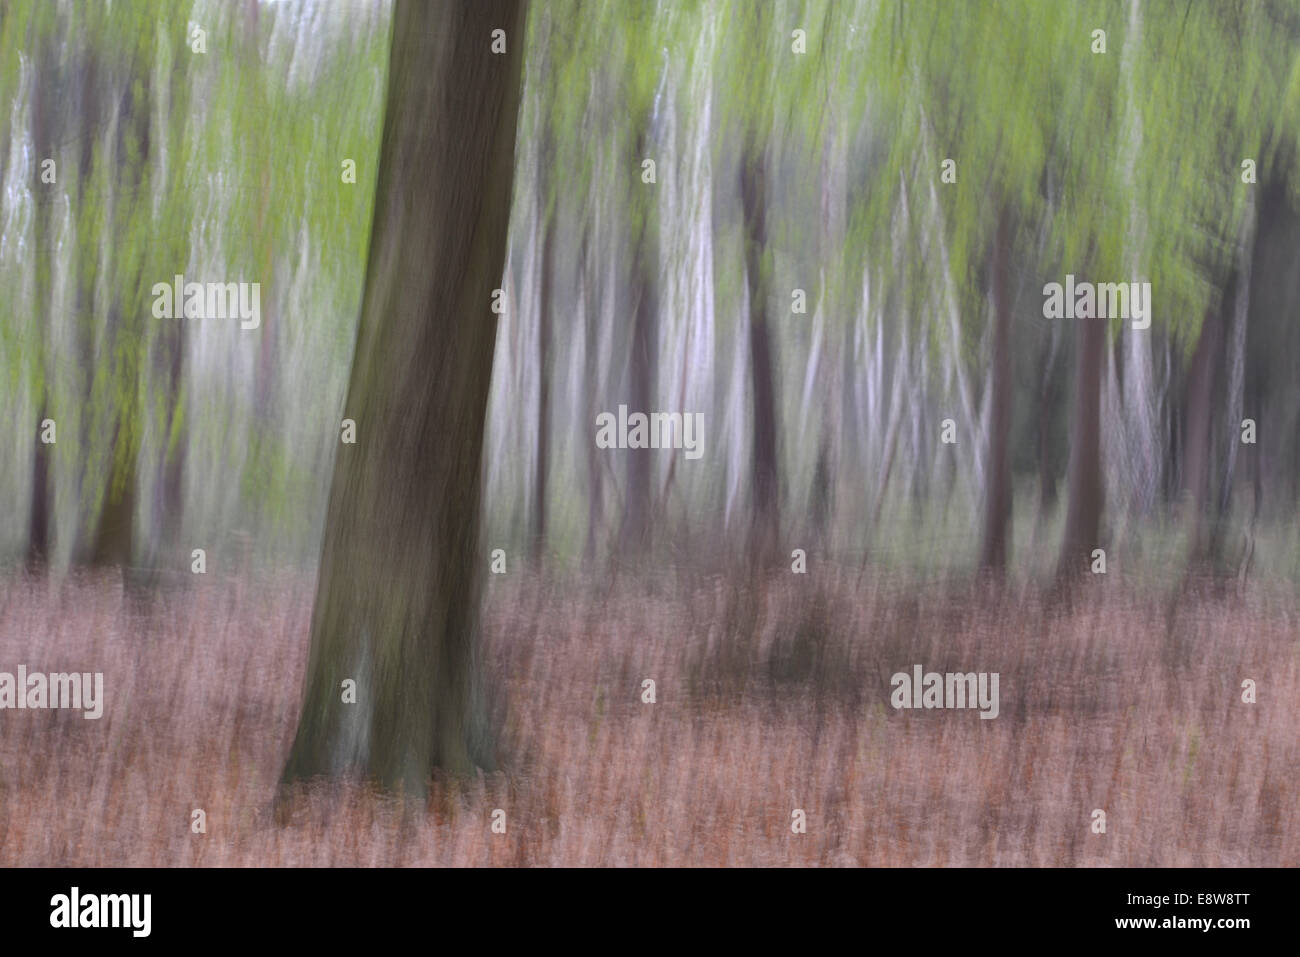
[1057,310,1105,579]
[1036,320,1061,510]
[532,181,554,560]
[621,127,658,550]
[26,33,55,570]
[27,398,51,569]
[159,319,187,544]
[579,222,606,564]
[979,206,1013,571]
[1182,302,1224,561]
[741,146,779,555]
[1219,205,1254,518]
[530,27,557,562]
[281,0,525,793]
[89,417,137,567]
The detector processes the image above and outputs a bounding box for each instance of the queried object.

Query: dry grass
[0,565,1295,866]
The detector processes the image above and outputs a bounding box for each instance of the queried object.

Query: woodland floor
[0,565,1295,866]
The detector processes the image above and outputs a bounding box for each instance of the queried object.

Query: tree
[978,205,1013,570]
[25,13,56,569]
[740,133,780,554]
[620,97,662,552]
[528,8,558,561]
[281,0,525,793]
[1058,299,1106,577]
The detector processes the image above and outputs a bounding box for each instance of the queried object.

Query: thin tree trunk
[1219,204,1254,517]
[812,129,846,545]
[281,0,525,793]
[622,126,658,551]
[1057,310,1105,579]
[979,206,1013,571]
[1115,0,1158,518]
[1037,320,1061,510]
[529,22,557,562]
[741,146,779,555]
[27,400,51,568]
[579,222,605,565]
[1183,303,1224,562]
[26,34,55,569]
[871,319,909,529]
[579,221,608,564]
[160,321,186,541]
[532,184,554,560]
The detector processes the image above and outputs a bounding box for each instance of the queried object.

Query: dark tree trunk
[89,415,137,568]
[578,225,605,564]
[741,147,779,555]
[811,437,831,541]
[161,321,187,537]
[529,19,558,561]
[1037,325,1060,510]
[281,0,525,793]
[621,128,658,550]
[532,182,554,560]
[1057,310,1105,578]
[1182,303,1224,561]
[26,34,55,570]
[810,138,843,547]
[27,402,51,569]
[979,206,1013,571]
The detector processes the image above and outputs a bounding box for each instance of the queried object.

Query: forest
[0,0,1297,867]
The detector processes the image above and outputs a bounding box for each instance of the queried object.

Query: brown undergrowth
[0,565,1294,866]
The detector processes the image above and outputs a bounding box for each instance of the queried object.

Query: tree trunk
[1219,205,1254,518]
[281,0,525,793]
[1036,320,1061,510]
[85,51,148,571]
[1182,303,1224,561]
[1057,310,1105,578]
[621,127,658,550]
[27,402,51,569]
[90,415,137,568]
[741,146,779,555]
[530,27,557,562]
[160,320,187,544]
[532,186,554,560]
[26,33,55,570]
[579,222,605,565]
[979,206,1013,571]
[810,134,844,546]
